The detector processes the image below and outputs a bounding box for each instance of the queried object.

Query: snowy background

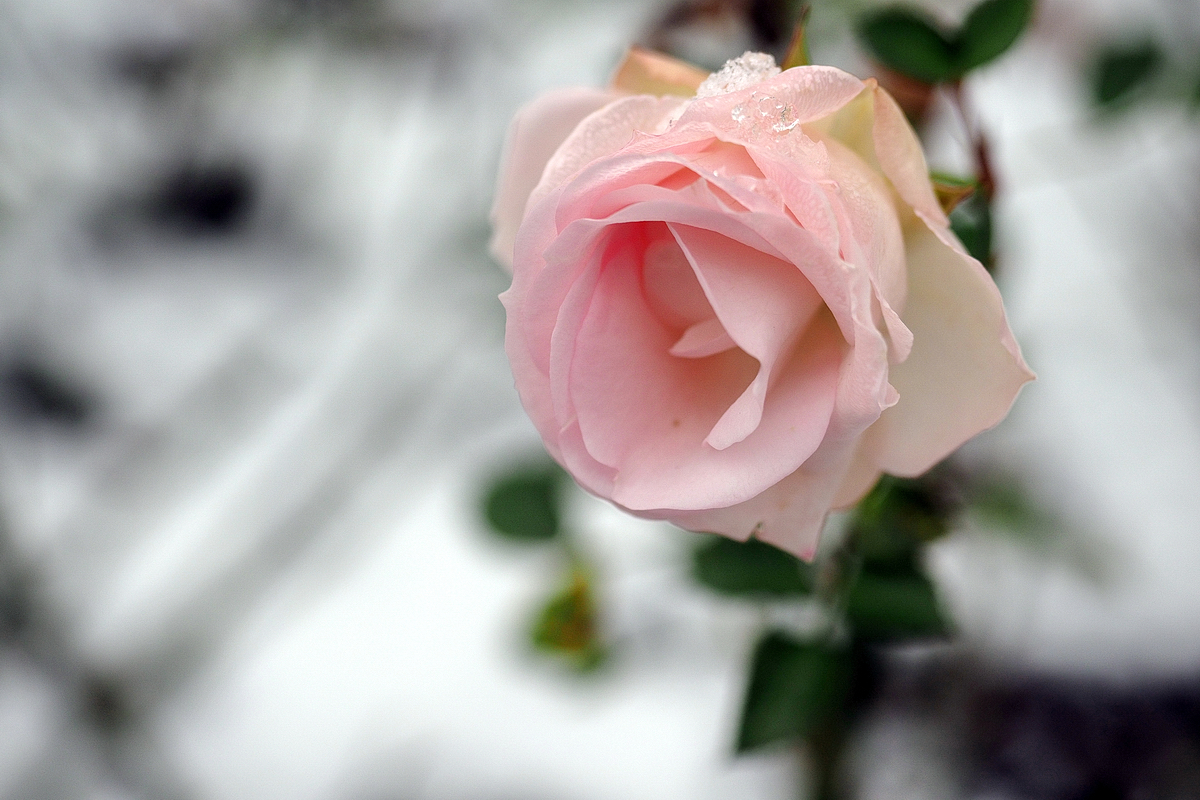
[0,0,1198,797]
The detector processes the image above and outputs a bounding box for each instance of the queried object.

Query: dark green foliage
[692,536,814,598]
[1092,40,1162,106]
[482,464,563,542]
[844,475,953,640]
[846,567,949,639]
[858,9,958,84]
[950,191,994,268]
[858,0,1033,83]
[854,475,953,568]
[957,0,1035,72]
[736,632,850,752]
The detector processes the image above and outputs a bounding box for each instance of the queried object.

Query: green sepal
[950,191,994,269]
[853,475,953,569]
[530,565,607,672]
[931,172,978,214]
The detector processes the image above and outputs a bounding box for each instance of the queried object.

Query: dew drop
[772,111,800,134]
[755,94,782,118]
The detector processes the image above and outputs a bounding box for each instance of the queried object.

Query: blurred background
[1,0,1199,797]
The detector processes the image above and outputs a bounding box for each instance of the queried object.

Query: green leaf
[950,191,993,268]
[858,8,958,84]
[957,0,1034,72]
[531,566,606,672]
[860,0,1033,84]
[736,632,851,753]
[846,567,949,639]
[1092,40,1162,106]
[482,464,563,542]
[692,536,814,598]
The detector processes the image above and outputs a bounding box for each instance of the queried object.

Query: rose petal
[555,417,617,498]
[871,85,947,226]
[570,235,759,502]
[669,223,825,449]
[657,432,859,559]
[529,94,690,216]
[569,232,842,511]
[736,207,896,437]
[830,438,883,508]
[805,83,946,230]
[490,87,617,268]
[670,317,737,358]
[806,82,945,230]
[525,188,787,372]
[609,46,709,97]
[869,219,1034,476]
[824,137,909,316]
[746,149,842,252]
[643,234,719,329]
[676,66,865,147]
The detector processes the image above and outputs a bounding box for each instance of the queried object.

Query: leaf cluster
[858,0,1033,84]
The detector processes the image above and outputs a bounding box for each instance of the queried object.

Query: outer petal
[609,47,709,97]
[490,87,617,268]
[868,218,1034,476]
[805,82,945,227]
[676,65,865,150]
[528,94,690,217]
[830,437,883,508]
[647,431,861,559]
[870,85,947,227]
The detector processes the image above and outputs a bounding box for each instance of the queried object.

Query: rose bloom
[491,50,1032,558]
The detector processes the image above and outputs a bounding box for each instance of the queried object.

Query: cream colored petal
[830,437,883,508]
[871,218,1034,476]
[806,82,945,227]
[609,47,709,97]
[870,85,947,226]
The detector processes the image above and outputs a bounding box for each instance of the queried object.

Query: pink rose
[492,50,1032,558]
